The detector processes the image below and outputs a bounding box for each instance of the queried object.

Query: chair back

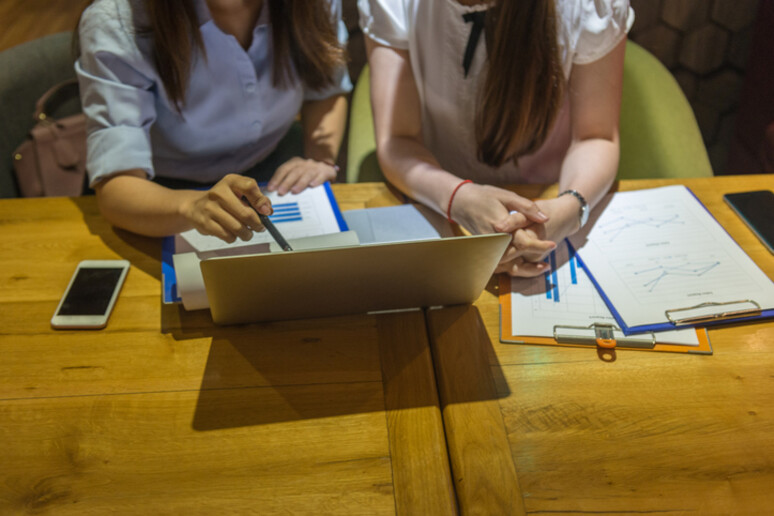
[0,32,81,198]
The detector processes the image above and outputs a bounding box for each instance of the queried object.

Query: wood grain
[377,311,458,515]
[427,305,525,516]
[0,184,454,514]
[431,176,774,514]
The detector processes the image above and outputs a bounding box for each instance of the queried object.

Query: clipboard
[574,246,774,334]
[566,186,774,334]
[499,274,712,354]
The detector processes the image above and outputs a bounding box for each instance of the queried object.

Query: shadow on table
[159,302,508,431]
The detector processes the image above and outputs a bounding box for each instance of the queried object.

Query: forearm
[558,136,619,209]
[301,94,348,164]
[95,172,201,237]
[378,136,464,216]
[542,136,619,242]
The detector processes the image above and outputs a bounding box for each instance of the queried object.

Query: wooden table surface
[427,175,774,515]
[0,183,456,515]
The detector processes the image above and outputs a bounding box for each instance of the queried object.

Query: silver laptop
[200,233,510,324]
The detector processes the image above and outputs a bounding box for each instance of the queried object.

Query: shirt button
[245,82,256,93]
[252,120,261,129]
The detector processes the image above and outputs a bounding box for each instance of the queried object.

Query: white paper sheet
[568,185,774,330]
[509,241,700,345]
[179,184,343,252]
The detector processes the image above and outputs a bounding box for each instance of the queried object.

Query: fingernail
[537,211,548,221]
[258,204,272,216]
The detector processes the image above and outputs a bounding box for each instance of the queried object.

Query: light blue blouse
[76,0,352,186]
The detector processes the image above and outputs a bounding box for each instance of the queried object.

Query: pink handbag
[12,80,87,197]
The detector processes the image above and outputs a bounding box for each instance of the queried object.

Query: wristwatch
[558,189,589,228]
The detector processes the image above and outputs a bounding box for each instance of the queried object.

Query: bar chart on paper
[511,243,617,336]
[505,241,700,345]
[178,183,345,252]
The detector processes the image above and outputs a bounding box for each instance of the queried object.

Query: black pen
[241,196,293,252]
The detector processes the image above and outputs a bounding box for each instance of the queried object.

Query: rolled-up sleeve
[75,0,157,185]
[304,0,354,101]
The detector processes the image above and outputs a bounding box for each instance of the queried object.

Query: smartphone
[51,260,130,329]
[723,190,774,255]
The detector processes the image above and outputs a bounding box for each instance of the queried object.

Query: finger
[277,166,304,195]
[501,194,548,223]
[204,183,257,240]
[226,175,272,217]
[307,167,336,189]
[512,230,556,255]
[497,258,550,278]
[267,161,295,192]
[207,203,253,242]
[493,211,529,233]
[289,171,316,194]
[498,244,519,266]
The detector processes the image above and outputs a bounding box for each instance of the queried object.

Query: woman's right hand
[450,183,555,276]
[179,174,273,243]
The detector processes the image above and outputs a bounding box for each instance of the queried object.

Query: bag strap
[33,79,80,123]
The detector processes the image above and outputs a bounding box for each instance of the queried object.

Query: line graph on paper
[633,260,720,292]
[570,185,774,327]
[597,214,684,243]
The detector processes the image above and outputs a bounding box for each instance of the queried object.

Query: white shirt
[358,0,634,184]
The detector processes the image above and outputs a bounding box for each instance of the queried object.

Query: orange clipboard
[499,275,713,355]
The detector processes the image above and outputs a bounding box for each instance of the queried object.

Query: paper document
[180,183,344,252]
[569,185,774,332]
[342,204,450,244]
[506,241,700,346]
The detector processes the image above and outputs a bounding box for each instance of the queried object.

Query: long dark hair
[477,0,565,167]
[76,0,346,108]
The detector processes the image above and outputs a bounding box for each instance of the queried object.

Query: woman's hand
[266,157,337,195]
[450,183,548,235]
[495,195,584,276]
[180,174,272,243]
[449,183,556,276]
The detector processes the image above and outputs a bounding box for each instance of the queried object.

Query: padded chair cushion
[0,32,80,198]
[347,41,713,183]
[618,42,712,179]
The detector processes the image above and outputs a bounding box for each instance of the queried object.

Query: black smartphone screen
[58,267,125,315]
[724,190,774,253]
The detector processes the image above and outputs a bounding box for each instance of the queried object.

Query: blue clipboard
[567,186,774,334]
[161,181,347,304]
[567,240,774,335]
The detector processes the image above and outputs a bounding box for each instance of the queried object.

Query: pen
[241,195,293,252]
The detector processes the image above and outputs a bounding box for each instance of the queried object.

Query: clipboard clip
[553,323,656,350]
[665,299,761,326]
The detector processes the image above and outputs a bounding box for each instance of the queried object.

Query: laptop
[200,233,510,324]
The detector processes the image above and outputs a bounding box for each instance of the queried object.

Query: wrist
[557,189,589,230]
[446,179,473,223]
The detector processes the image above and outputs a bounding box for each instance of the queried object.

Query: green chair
[0,32,81,198]
[346,41,713,183]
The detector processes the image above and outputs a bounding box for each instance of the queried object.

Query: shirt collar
[194,0,270,28]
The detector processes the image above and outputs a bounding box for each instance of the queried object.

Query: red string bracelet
[446,179,472,223]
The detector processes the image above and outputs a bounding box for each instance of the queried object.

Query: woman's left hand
[496,196,583,275]
[266,157,337,195]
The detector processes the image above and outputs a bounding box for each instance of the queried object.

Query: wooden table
[427,176,774,515]
[0,184,456,515]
